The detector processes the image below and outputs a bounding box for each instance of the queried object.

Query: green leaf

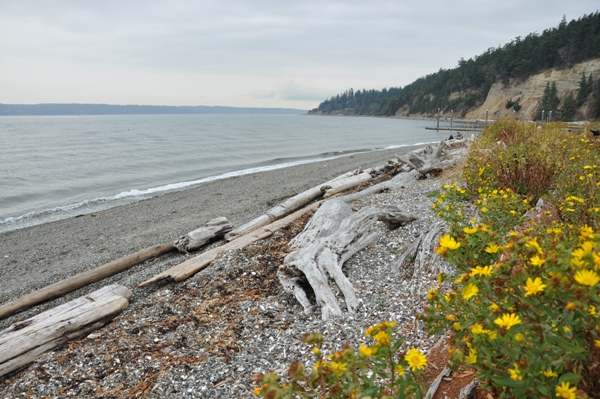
[558,373,581,385]
[547,334,585,353]
[537,384,550,396]
[491,375,526,389]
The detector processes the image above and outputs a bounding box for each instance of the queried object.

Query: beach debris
[277,199,418,320]
[223,169,373,241]
[0,284,132,378]
[174,217,233,253]
[0,241,173,320]
[0,220,233,320]
[139,201,325,287]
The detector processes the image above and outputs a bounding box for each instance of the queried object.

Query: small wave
[0,143,432,233]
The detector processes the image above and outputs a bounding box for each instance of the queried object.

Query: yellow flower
[365,325,376,336]
[463,226,478,234]
[508,364,522,381]
[555,381,576,399]
[525,240,543,255]
[494,313,522,330]
[436,234,461,254]
[489,302,500,312]
[484,243,502,254]
[580,225,595,240]
[529,255,546,267]
[462,283,479,300]
[394,364,405,376]
[330,361,348,375]
[359,343,376,357]
[374,330,391,346]
[404,348,427,371]
[469,323,484,334]
[524,277,547,296]
[514,333,524,342]
[574,269,600,286]
[383,320,397,328]
[427,288,437,300]
[465,348,477,364]
[470,266,493,277]
[595,340,600,348]
[541,369,558,378]
[485,329,498,340]
[313,347,321,356]
[508,231,520,237]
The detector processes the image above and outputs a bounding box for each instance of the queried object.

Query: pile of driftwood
[0,138,470,378]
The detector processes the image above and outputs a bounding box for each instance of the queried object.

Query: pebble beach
[0,144,454,398]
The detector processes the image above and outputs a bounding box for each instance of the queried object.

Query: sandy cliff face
[465,58,600,120]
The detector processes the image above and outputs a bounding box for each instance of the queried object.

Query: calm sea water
[0,114,445,233]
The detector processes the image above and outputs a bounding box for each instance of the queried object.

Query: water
[0,114,445,233]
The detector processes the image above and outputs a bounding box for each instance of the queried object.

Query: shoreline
[0,143,436,235]
[0,144,428,328]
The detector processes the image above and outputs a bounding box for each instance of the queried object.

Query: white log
[0,285,131,378]
[280,200,418,320]
[322,172,373,198]
[139,201,324,286]
[174,217,233,252]
[336,169,423,203]
[224,169,372,241]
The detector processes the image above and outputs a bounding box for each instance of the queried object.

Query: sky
[1,1,598,110]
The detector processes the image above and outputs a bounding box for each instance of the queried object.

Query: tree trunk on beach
[0,284,132,378]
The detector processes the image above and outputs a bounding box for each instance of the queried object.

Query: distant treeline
[0,104,307,116]
[311,12,600,118]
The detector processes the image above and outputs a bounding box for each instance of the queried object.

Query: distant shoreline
[0,103,308,116]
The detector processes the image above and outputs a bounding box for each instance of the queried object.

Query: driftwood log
[278,199,418,320]
[139,201,324,287]
[0,284,131,378]
[174,217,233,252]
[224,169,373,241]
[0,219,231,320]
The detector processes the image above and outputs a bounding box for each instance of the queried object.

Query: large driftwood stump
[278,200,417,320]
[0,284,132,378]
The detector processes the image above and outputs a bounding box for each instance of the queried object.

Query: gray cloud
[0,1,598,108]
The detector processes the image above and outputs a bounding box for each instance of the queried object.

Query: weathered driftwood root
[393,221,446,281]
[224,169,373,241]
[174,217,233,253]
[139,201,324,287]
[0,284,132,378]
[278,199,418,320]
[425,367,451,399]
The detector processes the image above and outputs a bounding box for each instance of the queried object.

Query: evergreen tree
[576,72,590,106]
[536,82,560,120]
[561,93,576,121]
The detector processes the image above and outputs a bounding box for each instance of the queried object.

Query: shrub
[423,122,600,398]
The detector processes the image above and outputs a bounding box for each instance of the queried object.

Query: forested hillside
[310,12,600,121]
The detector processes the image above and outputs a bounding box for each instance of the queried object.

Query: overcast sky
[0,1,598,110]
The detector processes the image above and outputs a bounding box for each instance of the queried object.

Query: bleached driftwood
[224,170,373,241]
[425,367,451,399]
[336,169,423,203]
[278,200,418,320]
[0,220,233,320]
[139,201,324,287]
[174,217,233,252]
[458,379,479,399]
[0,284,131,378]
[393,221,446,280]
[0,242,173,320]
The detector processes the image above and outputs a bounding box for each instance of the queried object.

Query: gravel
[0,145,459,399]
